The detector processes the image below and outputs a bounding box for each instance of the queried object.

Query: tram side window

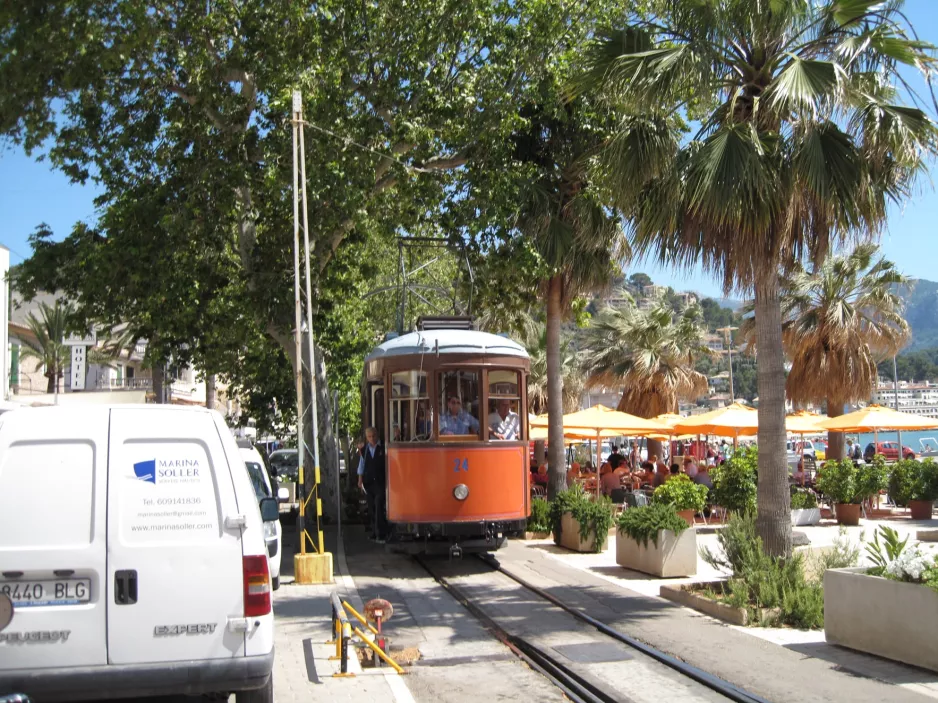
[438,370,481,438]
[390,371,431,442]
[487,370,522,441]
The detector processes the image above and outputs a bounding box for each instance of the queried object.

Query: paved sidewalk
[500,537,938,703]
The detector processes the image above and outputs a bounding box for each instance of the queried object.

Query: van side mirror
[259,497,279,522]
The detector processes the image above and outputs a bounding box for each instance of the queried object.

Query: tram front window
[438,370,481,438]
[487,370,522,441]
[390,371,430,442]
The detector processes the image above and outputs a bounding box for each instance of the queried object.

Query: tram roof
[365,329,528,362]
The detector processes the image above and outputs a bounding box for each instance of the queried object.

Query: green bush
[817,457,887,504]
[913,459,938,501]
[790,489,818,510]
[700,514,824,629]
[710,447,757,514]
[527,497,551,533]
[549,483,614,552]
[653,474,708,512]
[889,459,917,507]
[616,502,689,547]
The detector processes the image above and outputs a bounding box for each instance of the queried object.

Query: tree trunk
[205,374,217,411]
[647,438,664,464]
[534,440,546,466]
[545,274,566,499]
[754,269,792,558]
[46,372,55,394]
[151,366,165,404]
[826,395,845,461]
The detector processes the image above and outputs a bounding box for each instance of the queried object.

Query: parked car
[864,441,915,462]
[0,405,277,702]
[239,442,283,591]
[268,448,298,482]
[815,440,827,461]
[786,439,817,465]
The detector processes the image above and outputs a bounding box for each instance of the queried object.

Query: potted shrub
[888,459,916,508]
[549,483,614,553]
[816,457,888,525]
[525,497,551,539]
[652,474,708,525]
[790,489,821,526]
[616,503,696,577]
[909,459,938,520]
[710,447,757,515]
[825,526,938,672]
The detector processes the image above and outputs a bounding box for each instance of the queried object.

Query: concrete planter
[554,513,605,553]
[909,499,934,520]
[615,528,697,577]
[523,531,551,540]
[660,582,748,625]
[791,507,821,526]
[834,503,861,526]
[825,567,938,673]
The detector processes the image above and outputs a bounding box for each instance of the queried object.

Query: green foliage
[814,527,862,572]
[914,459,938,502]
[880,344,938,380]
[889,459,918,507]
[527,498,552,534]
[790,489,818,510]
[865,526,909,574]
[549,483,614,552]
[616,502,689,547]
[700,514,824,629]
[710,447,758,514]
[816,458,888,504]
[653,474,708,512]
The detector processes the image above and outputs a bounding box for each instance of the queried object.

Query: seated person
[440,395,480,435]
[694,463,714,490]
[653,463,672,487]
[791,459,806,486]
[566,462,579,485]
[600,462,620,496]
[488,398,520,440]
[634,461,655,485]
[683,456,699,478]
[532,464,548,486]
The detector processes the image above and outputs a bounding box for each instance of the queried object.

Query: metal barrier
[328,592,405,676]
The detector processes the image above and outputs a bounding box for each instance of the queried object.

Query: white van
[0,405,276,702]
[238,442,282,590]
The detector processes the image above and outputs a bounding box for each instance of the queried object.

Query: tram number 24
[452,458,469,472]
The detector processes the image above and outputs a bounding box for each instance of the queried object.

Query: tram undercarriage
[387,519,526,555]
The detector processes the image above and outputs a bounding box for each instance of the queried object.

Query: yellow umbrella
[817,404,938,432]
[531,405,670,494]
[786,410,828,434]
[672,402,759,439]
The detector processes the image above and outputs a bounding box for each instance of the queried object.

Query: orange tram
[362,319,531,554]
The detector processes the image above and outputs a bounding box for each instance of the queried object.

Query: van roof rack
[416,316,475,331]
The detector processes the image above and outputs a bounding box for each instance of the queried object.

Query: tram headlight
[453,484,469,501]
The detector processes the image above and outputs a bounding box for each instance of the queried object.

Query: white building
[870,381,938,419]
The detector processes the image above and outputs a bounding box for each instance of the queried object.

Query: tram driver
[488,398,520,440]
[440,394,480,435]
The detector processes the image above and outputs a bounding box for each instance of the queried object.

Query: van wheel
[272,575,280,591]
[237,676,273,703]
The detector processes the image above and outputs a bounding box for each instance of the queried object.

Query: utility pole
[291,90,330,583]
[717,326,738,402]
[893,355,902,451]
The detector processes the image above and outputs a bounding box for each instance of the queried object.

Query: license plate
[0,579,91,607]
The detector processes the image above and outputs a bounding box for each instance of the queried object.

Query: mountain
[904,278,938,352]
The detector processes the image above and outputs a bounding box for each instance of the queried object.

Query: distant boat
[919,437,938,458]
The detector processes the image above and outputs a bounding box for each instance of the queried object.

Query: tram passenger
[488,398,520,440]
[440,395,480,435]
[357,427,388,542]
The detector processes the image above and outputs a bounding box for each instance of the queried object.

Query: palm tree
[582,301,710,456]
[514,101,624,499]
[19,301,72,393]
[579,1,937,556]
[744,243,909,460]
[525,324,585,416]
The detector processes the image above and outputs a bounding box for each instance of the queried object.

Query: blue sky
[1,1,937,301]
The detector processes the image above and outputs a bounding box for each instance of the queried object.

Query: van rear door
[0,407,109,670]
[106,407,245,664]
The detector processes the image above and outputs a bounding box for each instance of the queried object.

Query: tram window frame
[437,369,482,440]
[388,370,431,443]
[485,369,523,442]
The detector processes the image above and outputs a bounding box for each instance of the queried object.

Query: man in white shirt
[488,398,520,440]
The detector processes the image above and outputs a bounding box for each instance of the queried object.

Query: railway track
[415,553,771,703]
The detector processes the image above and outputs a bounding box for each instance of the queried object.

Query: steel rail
[413,556,618,703]
[477,553,771,703]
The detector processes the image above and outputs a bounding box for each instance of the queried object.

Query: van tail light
[242,555,271,617]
